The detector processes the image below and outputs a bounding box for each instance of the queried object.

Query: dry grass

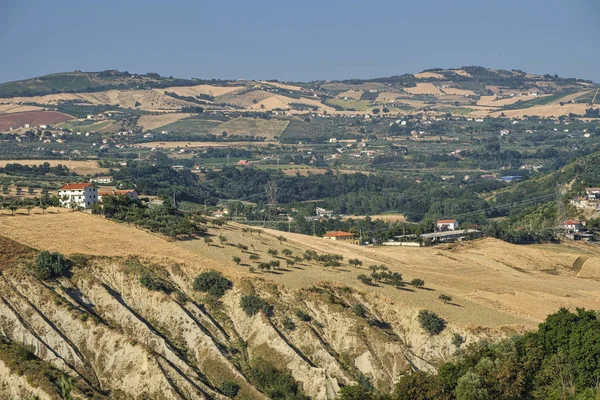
[441,87,476,96]
[405,83,443,95]
[486,103,597,118]
[2,213,600,330]
[0,104,45,113]
[477,94,550,107]
[414,72,445,80]
[137,113,191,131]
[452,69,472,78]
[0,159,108,175]
[259,81,305,92]
[159,84,244,98]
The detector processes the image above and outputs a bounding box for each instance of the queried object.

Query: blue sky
[1,0,599,83]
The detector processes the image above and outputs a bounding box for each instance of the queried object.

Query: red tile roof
[323,231,354,238]
[59,183,92,190]
[562,220,582,225]
[437,219,457,224]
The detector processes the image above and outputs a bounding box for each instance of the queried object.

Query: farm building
[90,176,114,184]
[58,183,98,209]
[560,220,584,232]
[586,188,600,200]
[437,219,459,231]
[421,229,481,243]
[323,231,355,241]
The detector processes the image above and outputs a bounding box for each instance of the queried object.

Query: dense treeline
[94,195,204,238]
[0,162,73,177]
[346,308,600,399]
[207,167,504,221]
[111,163,218,205]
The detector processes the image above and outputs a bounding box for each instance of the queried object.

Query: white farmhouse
[58,183,98,209]
[437,219,459,231]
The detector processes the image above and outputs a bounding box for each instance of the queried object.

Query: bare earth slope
[1,212,600,398]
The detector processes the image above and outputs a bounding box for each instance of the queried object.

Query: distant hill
[0,66,598,127]
[0,70,231,98]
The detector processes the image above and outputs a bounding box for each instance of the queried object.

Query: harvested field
[259,81,305,92]
[486,103,597,118]
[477,94,551,107]
[343,213,406,222]
[452,69,473,78]
[0,159,108,175]
[414,72,445,80]
[159,84,244,98]
[0,111,74,131]
[440,87,476,96]
[0,103,45,113]
[2,213,600,328]
[137,113,191,131]
[405,83,443,95]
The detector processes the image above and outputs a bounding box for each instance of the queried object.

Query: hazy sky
[1,0,599,83]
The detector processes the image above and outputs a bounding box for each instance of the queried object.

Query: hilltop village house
[98,189,139,202]
[436,219,459,231]
[58,183,98,209]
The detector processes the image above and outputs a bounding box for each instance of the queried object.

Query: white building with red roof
[437,219,459,231]
[323,231,355,241]
[58,183,98,209]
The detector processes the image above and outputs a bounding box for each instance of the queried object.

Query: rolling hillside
[1,210,600,398]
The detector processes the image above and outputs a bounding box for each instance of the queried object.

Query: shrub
[410,278,425,288]
[295,309,312,322]
[219,381,240,397]
[282,316,296,331]
[418,310,446,335]
[452,332,464,348]
[349,258,363,267]
[282,248,293,257]
[357,274,373,285]
[139,271,174,293]
[439,294,452,304]
[193,271,232,297]
[232,256,241,265]
[240,294,273,317]
[249,254,260,262]
[33,251,71,280]
[249,358,308,399]
[353,304,368,318]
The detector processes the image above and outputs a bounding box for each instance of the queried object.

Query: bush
[240,294,273,317]
[418,310,446,335]
[193,271,232,297]
[410,278,425,288]
[439,294,452,304]
[139,271,174,293]
[219,381,240,397]
[295,309,312,322]
[357,274,373,285]
[282,316,296,331]
[353,304,368,318]
[33,251,71,280]
[232,256,241,265]
[452,332,464,348]
[249,358,309,399]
